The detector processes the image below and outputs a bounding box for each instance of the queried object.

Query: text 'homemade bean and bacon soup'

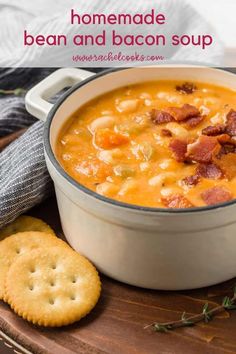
[56,81,236,208]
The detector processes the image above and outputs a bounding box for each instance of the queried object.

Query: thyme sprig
[144,285,236,333]
[0,88,26,96]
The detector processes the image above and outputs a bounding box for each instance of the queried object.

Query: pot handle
[25,68,94,121]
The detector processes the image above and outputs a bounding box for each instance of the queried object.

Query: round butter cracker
[0,216,55,241]
[5,247,101,327]
[0,231,69,300]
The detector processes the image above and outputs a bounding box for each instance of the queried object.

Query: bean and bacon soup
[56,81,236,208]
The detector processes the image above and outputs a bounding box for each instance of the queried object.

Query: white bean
[133,114,149,126]
[159,159,173,170]
[210,113,225,125]
[144,99,152,106]
[141,143,155,161]
[153,133,167,147]
[89,116,115,133]
[149,175,164,187]
[140,162,150,171]
[149,172,176,187]
[139,92,152,99]
[144,99,159,107]
[156,91,169,99]
[131,143,155,161]
[160,186,181,197]
[165,122,189,139]
[199,105,210,116]
[156,92,182,104]
[160,187,175,197]
[116,99,139,113]
[113,165,135,178]
[96,182,119,197]
[118,178,138,195]
[97,148,122,165]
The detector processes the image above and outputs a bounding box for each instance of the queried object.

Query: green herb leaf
[222,296,230,307]
[153,324,170,333]
[181,312,194,326]
[181,312,187,321]
[222,296,236,310]
[226,305,236,310]
[202,303,209,313]
[202,303,212,323]
[145,283,236,334]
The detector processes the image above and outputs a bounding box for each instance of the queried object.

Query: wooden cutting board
[1,133,236,354]
[0,197,236,354]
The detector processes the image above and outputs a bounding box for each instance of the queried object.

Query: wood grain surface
[0,197,235,354]
[0,132,236,354]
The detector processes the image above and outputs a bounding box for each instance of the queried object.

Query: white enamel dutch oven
[25,66,236,290]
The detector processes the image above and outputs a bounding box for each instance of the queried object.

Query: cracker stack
[0,216,101,327]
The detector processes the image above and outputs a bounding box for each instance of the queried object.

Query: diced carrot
[97,162,113,180]
[94,129,129,149]
[76,158,112,181]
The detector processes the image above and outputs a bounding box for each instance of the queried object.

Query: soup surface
[56,80,236,208]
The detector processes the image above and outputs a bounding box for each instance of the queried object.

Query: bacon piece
[214,153,236,180]
[186,136,221,163]
[217,134,232,145]
[184,115,204,128]
[231,137,236,145]
[150,109,174,124]
[161,194,194,208]
[166,104,200,122]
[201,186,232,206]
[217,144,236,158]
[161,128,172,137]
[202,124,226,136]
[226,109,236,136]
[176,82,197,94]
[196,163,223,179]
[216,134,236,157]
[169,138,187,162]
[182,175,200,187]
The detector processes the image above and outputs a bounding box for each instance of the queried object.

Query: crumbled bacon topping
[150,109,174,124]
[151,102,236,208]
[169,138,187,162]
[201,186,232,206]
[176,82,197,95]
[202,124,226,136]
[166,104,200,122]
[226,109,236,137]
[217,134,232,145]
[182,174,200,187]
[161,194,194,208]
[217,144,236,158]
[186,136,221,163]
[184,115,204,128]
[215,133,236,157]
[196,163,223,180]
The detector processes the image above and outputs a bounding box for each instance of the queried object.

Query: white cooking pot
[25,66,236,290]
